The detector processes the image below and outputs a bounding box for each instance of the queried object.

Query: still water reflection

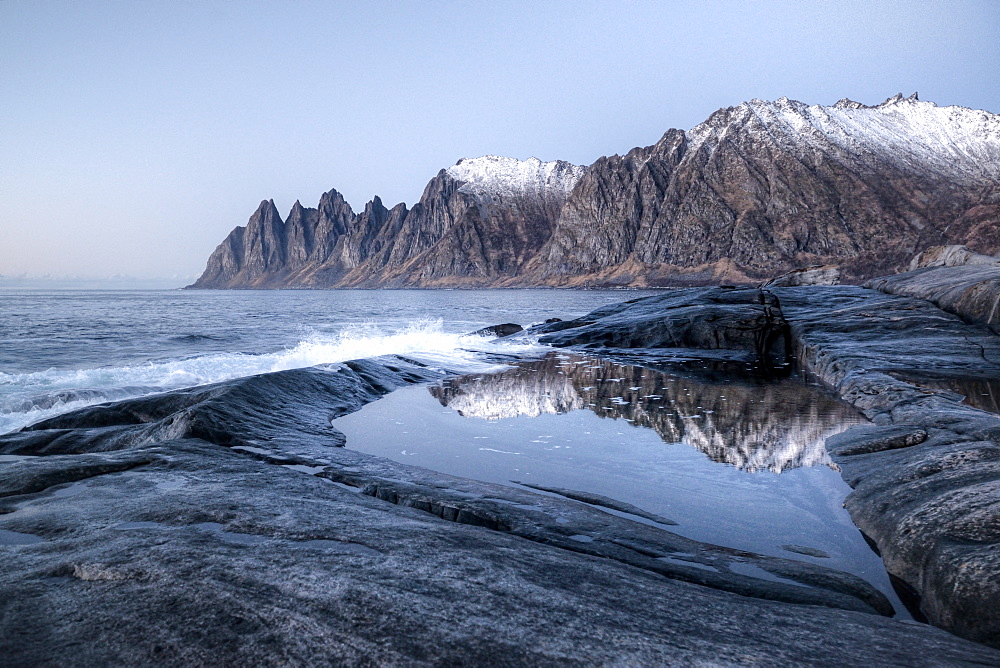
[335,351,899,604]
[431,353,865,473]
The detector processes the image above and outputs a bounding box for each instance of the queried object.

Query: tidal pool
[334,351,907,613]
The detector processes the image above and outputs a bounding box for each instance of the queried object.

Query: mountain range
[189,94,1000,289]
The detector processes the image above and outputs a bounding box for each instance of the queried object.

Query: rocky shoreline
[3,269,1000,663]
[524,267,1000,649]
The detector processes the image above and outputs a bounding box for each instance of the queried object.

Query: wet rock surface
[528,285,1000,648]
[532,287,791,370]
[468,322,524,338]
[4,356,999,663]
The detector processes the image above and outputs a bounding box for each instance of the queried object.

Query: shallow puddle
[334,351,908,613]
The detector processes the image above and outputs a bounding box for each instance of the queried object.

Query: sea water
[0,288,657,433]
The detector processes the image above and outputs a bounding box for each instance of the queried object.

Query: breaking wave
[0,320,545,435]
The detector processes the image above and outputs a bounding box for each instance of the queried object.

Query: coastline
[2,278,999,662]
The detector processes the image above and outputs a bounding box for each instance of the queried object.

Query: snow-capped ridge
[446,155,587,202]
[686,94,1000,184]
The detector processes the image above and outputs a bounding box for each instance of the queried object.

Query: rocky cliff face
[190,157,585,289]
[190,94,1000,289]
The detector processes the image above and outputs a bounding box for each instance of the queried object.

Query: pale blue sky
[2,0,998,284]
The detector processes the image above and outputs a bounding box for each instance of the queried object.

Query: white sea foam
[0,320,547,435]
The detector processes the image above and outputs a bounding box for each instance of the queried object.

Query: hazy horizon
[3,0,999,286]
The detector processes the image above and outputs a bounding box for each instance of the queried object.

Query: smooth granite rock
[4,355,999,664]
[532,287,791,370]
[528,285,1000,648]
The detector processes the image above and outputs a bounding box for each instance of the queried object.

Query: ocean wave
[0,320,546,435]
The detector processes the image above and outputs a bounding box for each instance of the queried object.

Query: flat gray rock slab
[0,443,994,666]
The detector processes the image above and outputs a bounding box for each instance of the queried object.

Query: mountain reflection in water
[430,352,866,474]
[334,350,898,597]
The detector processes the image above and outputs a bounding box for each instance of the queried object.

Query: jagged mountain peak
[319,187,351,205]
[878,91,921,106]
[833,98,866,110]
[687,94,1000,183]
[249,199,282,222]
[190,94,1000,290]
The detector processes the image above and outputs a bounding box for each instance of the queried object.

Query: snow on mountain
[446,155,587,203]
[193,94,1000,290]
[687,94,1000,184]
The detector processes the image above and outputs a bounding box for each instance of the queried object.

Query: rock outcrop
[522,286,1000,648]
[530,287,792,371]
[190,94,1000,289]
[10,356,1000,664]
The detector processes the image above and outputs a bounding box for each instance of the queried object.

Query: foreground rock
[4,358,998,664]
[525,286,1000,648]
